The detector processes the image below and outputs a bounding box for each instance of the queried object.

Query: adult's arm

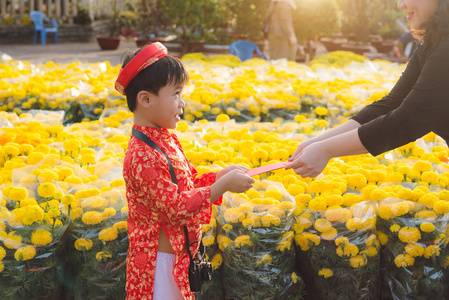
[350,45,422,125]
[358,37,449,155]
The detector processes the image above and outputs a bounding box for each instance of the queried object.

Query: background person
[264,0,298,61]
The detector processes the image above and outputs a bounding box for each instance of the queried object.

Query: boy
[116,42,254,300]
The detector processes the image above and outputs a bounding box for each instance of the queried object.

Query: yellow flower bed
[0,52,448,299]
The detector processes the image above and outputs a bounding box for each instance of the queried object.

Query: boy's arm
[187,160,223,205]
[134,159,215,226]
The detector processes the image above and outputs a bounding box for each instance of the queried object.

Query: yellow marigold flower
[295,194,312,204]
[413,160,432,173]
[113,221,128,232]
[261,215,281,227]
[405,243,425,257]
[61,194,75,207]
[31,229,52,246]
[321,228,338,241]
[415,210,437,220]
[235,235,252,248]
[102,207,116,218]
[63,139,81,153]
[438,190,449,201]
[110,179,125,188]
[346,217,361,232]
[315,107,328,116]
[257,253,272,266]
[0,261,3,272]
[378,205,395,220]
[291,272,299,284]
[350,255,367,268]
[0,245,6,260]
[8,187,28,201]
[314,219,333,233]
[298,212,313,229]
[361,246,378,257]
[295,233,310,251]
[418,194,439,208]
[239,202,254,213]
[398,226,421,244]
[223,208,245,223]
[37,182,56,198]
[202,235,215,247]
[216,113,230,122]
[74,238,93,251]
[395,254,415,268]
[390,224,401,232]
[242,218,256,228]
[335,237,349,246]
[287,184,305,196]
[318,268,333,278]
[47,208,61,219]
[309,197,327,211]
[325,194,343,207]
[264,189,282,201]
[337,243,359,257]
[424,245,441,259]
[99,227,118,242]
[370,188,388,201]
[14,245,36,261]
[377,230,389,245]
[420,222,435,233]
[82,211,103,225]
[38,170,58,183]
[3,231,23,249]
[434,200,449,214]
[246,188,261,199]
[96,251,112,262]
[210,253,223,270]
[24,205,44,224]
[217,235,233,251]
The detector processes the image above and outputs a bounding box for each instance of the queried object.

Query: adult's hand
[285,142,332,178]
[289,138,316,161]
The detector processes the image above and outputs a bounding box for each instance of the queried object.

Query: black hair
[121,44,189,112]
[414,0,449,51]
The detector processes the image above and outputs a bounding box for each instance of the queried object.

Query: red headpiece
[115,42,168,95]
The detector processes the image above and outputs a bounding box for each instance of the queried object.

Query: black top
[351,35,449,156]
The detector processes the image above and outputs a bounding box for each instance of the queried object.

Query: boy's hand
[216,165,249,180]
[221,169,255,193]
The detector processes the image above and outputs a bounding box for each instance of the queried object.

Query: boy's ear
[137,91,152,108]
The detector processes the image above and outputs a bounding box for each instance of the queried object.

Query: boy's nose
[179,96,186,108]
[397,0,405,9]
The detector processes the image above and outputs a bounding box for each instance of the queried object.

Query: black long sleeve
[350,35,449,156]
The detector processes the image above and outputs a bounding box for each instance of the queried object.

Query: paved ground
[1,39,331,66]
[1,39,143,65]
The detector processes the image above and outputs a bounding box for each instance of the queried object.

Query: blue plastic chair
[30,11,58,45]
[229,41,267,61]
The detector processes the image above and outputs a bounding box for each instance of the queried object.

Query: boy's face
[145,83,185,129]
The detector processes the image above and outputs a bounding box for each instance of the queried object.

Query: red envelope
[246,161,288,177]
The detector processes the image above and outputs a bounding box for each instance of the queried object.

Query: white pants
[153,252,184,300]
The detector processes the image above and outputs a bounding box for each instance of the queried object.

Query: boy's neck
[133,116,161,129]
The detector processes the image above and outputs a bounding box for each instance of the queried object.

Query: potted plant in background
[119,10,139,39]
[96,0,121,50]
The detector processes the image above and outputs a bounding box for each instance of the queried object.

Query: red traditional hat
[115,42,168,95]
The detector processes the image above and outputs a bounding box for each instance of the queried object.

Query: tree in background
[292,0,342,53]
[336,0,404,43]
[225,0,271,42]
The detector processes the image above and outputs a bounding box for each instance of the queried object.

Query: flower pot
[96,36,121,51]
[341,43,374,55]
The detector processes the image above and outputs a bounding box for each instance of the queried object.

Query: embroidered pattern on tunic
[124,125,222,300]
